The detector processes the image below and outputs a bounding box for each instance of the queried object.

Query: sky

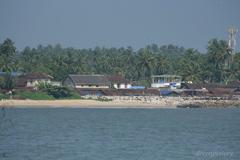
[0,0,240,52]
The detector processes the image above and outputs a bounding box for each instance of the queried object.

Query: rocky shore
[1,96,240,108]
[84,96,240,108]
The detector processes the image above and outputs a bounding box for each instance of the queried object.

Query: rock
[177,104,201,108]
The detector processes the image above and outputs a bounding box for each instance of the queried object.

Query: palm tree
[179,49,203,82]
[136,48,155,80]
[154,53,169,75]
[207,39,229,83]
[0,38,16,72]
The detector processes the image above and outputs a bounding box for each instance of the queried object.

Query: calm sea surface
[0,107,240,160]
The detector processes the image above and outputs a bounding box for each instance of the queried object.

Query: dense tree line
[0,38,239,87]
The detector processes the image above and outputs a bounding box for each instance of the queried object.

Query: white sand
[1,96,239,108]
[0,99,175,108]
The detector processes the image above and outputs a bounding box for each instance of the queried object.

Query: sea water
[0,108,240,160]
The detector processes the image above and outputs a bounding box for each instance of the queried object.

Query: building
[16,73,60,88]
[64,74,133,96]
[151,75,182,89]
[64,74,111,89]
[64,74,132,89]
[107,75,132,89]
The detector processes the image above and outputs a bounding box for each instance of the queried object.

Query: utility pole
[227,26,238,68]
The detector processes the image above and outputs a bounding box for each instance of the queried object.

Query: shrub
[0,77,5,88]
[65,92,82,99]
[40,85,81,99]
[0,93,8,100]
[16,91,54,100]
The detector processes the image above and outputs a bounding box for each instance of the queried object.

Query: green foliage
[0,39,16,72]
[0,73,15,90]
[206,39,229,83]
[66,92,82,99]
[0,38,239,86]
[0,93,9,100]
[0,77,5,88]
[40,85,80,99]
[16,91,54,100]
[45,86,71,99]
[178,49,203,82]
[13,87,81,100]
[137,48,155,78]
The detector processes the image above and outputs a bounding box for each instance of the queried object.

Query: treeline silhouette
[0,38,240,86]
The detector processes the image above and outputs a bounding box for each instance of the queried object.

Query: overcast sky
[0,0,239,52]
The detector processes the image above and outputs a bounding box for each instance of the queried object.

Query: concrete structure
[151,75,182,89]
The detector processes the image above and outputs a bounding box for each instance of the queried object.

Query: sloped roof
[69,74,111,85]
[107,75,130,84]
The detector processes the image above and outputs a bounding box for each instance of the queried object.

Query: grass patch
[60,92,82,99]
[15,91,54,100]
[0,93,9,100]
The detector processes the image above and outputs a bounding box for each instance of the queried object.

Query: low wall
[82,95,240,108]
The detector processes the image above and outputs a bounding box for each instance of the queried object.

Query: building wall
[51,81,61,86]
[113,83,132,89]
[119,84,126,89]
[151,82,181,88]
[126,84,132,89]
[113,84,118,89]
[26,79,51,87]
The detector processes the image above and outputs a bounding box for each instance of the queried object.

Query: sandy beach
[0,99,176,108]
[1,96,240,108]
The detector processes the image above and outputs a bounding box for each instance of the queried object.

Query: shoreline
[1,96,240,108]
[0,99,176,108]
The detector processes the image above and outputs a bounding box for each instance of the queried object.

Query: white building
[151,75,182,89]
